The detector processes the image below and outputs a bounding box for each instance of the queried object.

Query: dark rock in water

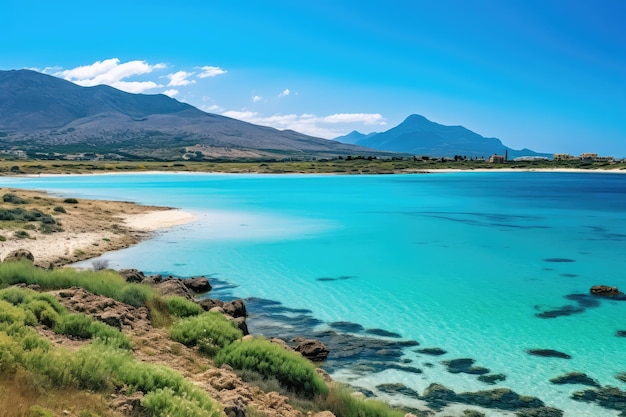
[478,373,507,384]
[156,279,195,300]
[222,299,247,318]
[590,285,624,297]
[535,305,584,319]
[376,383,419,397]
[197,298,224,311]
[543,258,576,263]
[352,387,375,398]
[417,347,447,356]
[559,273,578,278]
[119,268,145,283]
[462,411,486,417]
[571,385,626,414]
[550,372,600,387]
[514,407,564,417]
[615,373,626,383]
[526,349,571,359]
[349,361,422,375]
[365,328,403,338]
[458,388,545,410]
[330,321,364,333]
[442,358,490,375]
[564,293,600,308]
[3,248,34,263]
[183,276,212,293]
[420,383,458,411]
[292,337,329,362]
[615,330,626,337]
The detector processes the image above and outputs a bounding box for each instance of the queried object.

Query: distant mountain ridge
[0,69,391,160]
[335,114,551,159]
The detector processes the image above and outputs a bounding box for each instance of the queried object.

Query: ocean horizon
[2,171,625,416]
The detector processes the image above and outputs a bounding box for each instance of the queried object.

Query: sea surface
[2,172,625,416]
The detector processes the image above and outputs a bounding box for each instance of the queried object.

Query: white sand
[121,209,197,231]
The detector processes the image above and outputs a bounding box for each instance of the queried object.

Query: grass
[166,296,204,318]
[169,311,242,356]
[0,261,154,308]
[215,337,328,398]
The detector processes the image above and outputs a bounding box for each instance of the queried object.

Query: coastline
[0,187,195,267]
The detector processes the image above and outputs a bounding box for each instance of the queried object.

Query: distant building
[553,153,576,160]
[580,153,598,160]
[512,156,549,162]
[489,154,506,163]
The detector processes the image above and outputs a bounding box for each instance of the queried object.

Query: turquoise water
[2,172,625,416]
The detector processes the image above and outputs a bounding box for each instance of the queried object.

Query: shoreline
[0,187,196,267]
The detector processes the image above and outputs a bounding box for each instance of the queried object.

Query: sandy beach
[0,188,195,267]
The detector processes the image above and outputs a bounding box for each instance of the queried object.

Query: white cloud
[252,95,262,103]
[200,104,224,113]
[322,113,385,125]
[163,89,179,98]
[197,66,227,78]
[53,58,166,93]
[221,111,386,138]
[279,88,290,97]
[167,71,195,86]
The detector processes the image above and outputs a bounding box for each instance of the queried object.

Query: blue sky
[2,0,625,156]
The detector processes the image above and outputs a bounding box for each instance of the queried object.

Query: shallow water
[2,172,625,416]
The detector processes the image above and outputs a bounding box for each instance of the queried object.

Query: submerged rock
[572,385,626,414]
[442,358,490,375]
[417,347,447,356]
[550,372,600,387]
[458,388,544,410]
[478,374,507,384]
[514,407,564,417]
[525,349,571,359]
[376,383,419,397]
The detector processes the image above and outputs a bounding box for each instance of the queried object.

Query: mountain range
[334,114,551,159]
[1,69,549,160]
[0,69,388,160]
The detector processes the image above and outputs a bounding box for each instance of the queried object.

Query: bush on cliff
[167,295,203,318]
[170,311,242,355]
[215,337,328,398]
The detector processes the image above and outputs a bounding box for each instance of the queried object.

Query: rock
[572,386,626,414]
[616,330,626,337]
[293,337,329,362]
[183,276,212,293]
[590,285,623,296]
[376,383,419,397]
[463,411,486,417]
[110,391,144,414]
[420,383,458,411]
[478,374,507,384]
[223,299,247,318]
[197,298,225,311]
[270,338,294,351]
[235,317,249,335]
[514,407,564,417]
[223,398,247,417]
[458,388,545,410]
[142,274,164,285]
[209,307,225,314]
[525,349,571,359]
[442,358,490,375]
[118,268,145,283]
[3,249,34,263]
[315,367,333,383]
[417,347,447,356]
[550,372,600,387]
[616,372,626,383]
[156,279,195,300]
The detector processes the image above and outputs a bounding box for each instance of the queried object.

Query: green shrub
[55,314,93,339]
[53,206,66,213]
[25,300,61,328]
[0,332,23,373]
[170,312,242,352]
[142,387,221,417]
[318,384,406,417]
[89,322,132,350]
[0,299,37,327]
[215,338,327,397]
[63,198,78,204]
[2,193,27,204]
[15,230,30,239]
[167,296,203,318]
[28,406,54,417]
[117,284,152,307]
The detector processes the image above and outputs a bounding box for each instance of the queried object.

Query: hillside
[335,114,551,159]
[0,70,389,160]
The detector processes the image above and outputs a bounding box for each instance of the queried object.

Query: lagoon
[2,172,625,416]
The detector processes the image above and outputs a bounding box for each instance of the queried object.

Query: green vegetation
[215,338,327,398]
[166,295,204,318]
[0,157,624,176]
[0,261,154,308]
[53,206,66,213]
[318,385,406,417]
[63,198,79,204]
[3,193,28,204]
[170,312,242,355]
